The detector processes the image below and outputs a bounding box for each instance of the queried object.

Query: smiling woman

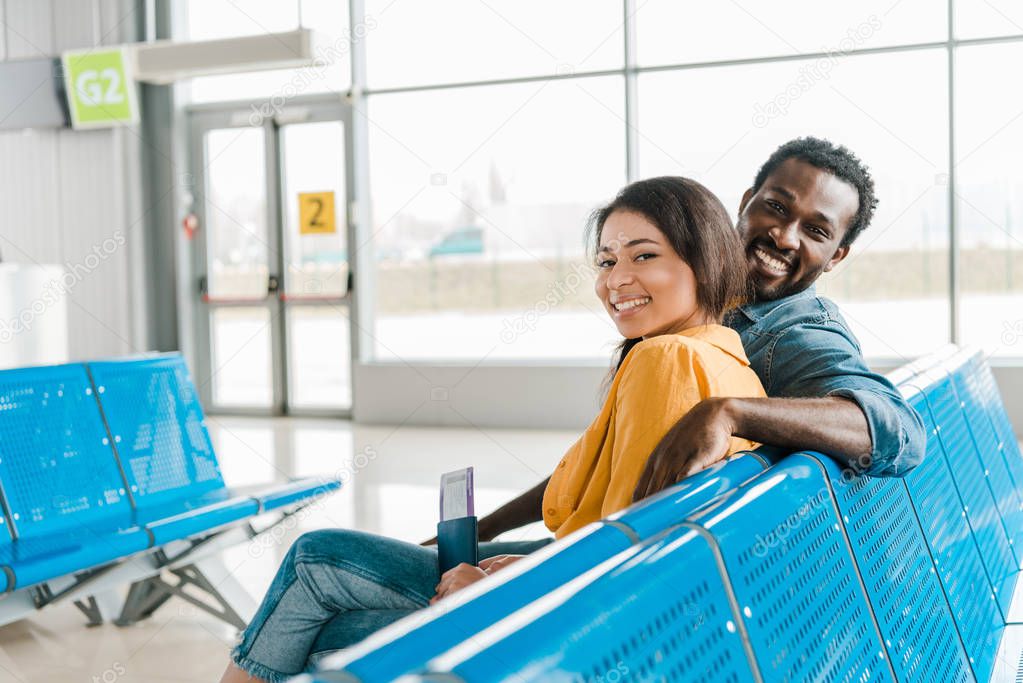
[587,176,753,382]
[596,212,710,339]
[542,176,767,539]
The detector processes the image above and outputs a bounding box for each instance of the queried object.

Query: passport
[437,467,478,574]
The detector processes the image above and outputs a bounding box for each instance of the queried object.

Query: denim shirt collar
[735,285,818,323]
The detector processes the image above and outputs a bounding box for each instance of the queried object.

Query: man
[475,136,925,541]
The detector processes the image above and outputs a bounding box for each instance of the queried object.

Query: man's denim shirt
[724,286,925,477]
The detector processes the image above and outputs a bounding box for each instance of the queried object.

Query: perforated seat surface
[945,356,1023,571]
[87,355,267,546]
[691,458,895,682]
[964,355,1023,557]
[607,453,765,540]
[972,361,1023,486]
[796,450,972,681]
[327,523,634,682]
[446,526,754,683]
[88,355,224,507]
[0,363,148,589]
[912,374,1018,619]
[904,390,1003,681]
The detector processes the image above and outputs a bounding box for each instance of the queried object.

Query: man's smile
[749,243,795,278]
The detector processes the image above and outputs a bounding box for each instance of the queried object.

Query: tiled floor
[0,416,576,683]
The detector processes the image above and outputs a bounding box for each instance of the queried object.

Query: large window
[364,0,623,88]
[181,1,1023,364]
[367,77,626,360]
[955,0,1023,39]
[635,0,944,66]
[956,43,1023,357]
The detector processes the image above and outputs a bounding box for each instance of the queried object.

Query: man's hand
[633,398,735,502]
[633,395,876,503]
[431,563,487,604]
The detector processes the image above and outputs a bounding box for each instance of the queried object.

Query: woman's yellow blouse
[542,324,766,539]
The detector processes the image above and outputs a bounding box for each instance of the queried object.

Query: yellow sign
[298,191,336,235]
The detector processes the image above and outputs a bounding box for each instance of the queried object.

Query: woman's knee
[289,529,438,599]
[290,528,381,565]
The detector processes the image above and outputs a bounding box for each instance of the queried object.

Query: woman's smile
[610,295,652,316]
[595,210,708,339]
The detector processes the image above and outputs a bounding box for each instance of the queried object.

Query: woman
[221,176,766,683]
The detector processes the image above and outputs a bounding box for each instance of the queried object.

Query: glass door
[189,98,354,416]
[279,119,352,411]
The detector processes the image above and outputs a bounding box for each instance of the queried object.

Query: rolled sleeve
[769,323,926,477]
[827,385,925,477]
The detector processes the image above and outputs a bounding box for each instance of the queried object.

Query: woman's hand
[429,555,528,604]
[430,563,487,604]
[478,554,525,575]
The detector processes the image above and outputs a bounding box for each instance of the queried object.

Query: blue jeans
[231,529,553,682]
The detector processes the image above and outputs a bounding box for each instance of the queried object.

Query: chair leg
[114,556,256,630]
[73,588,125,626]
[115,577,173,626]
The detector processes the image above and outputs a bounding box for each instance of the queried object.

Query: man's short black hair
[752,137,878,247]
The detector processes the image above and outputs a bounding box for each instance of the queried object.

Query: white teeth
[613,297,650,311]
[755,247,790,273]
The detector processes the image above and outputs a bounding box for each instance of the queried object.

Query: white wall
[0,0,146,361]
[353,360,1023,437]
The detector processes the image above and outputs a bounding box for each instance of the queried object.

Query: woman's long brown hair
[588,176,750,392]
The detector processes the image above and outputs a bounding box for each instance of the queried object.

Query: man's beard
[751,260,827,302]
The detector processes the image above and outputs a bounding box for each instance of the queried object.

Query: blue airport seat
[87,354,338,544]
[299,345,1023,683]
[906,369,1018,620]
[902,386,1003,681]
[135,490,260,546]
[316,522,634,682]
[86,355,260,543]
[250,476,342,514]
[605,451,767,539]
[312,457,770,679]
[88,355,339,519]
[943,351,1023,568]
[792,450,973,681]
[438,525,756,683]
[0,363,150,589]
[970,357,1023,494]
[688,457,895,682]
[0,520,148,591]
[953,352,1023,558]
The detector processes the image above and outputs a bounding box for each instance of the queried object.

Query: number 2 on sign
[298,192,336,235]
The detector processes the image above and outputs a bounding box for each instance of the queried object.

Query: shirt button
[546,508,556,516]
[559,461,566,468]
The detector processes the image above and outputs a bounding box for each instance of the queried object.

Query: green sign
[62,48,138,129]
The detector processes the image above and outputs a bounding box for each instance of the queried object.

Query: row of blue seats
[299,345,1023,682]
[0,353,340,595]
